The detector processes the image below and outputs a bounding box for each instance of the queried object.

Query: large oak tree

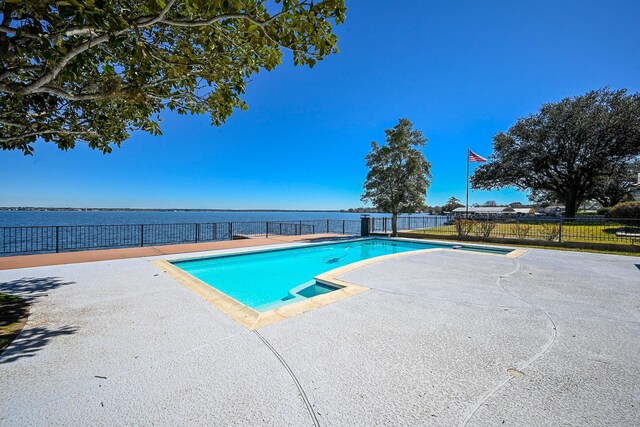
[587,157,639,207]
[361,118,432,236]
[471,88,640,217]
[0,0,345,154]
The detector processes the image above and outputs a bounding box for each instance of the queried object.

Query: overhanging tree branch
[0,0,346,154]
[0,129,98,144]
[159,12,285,28]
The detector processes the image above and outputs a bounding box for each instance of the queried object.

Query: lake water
[0,210,390,227]
[0,210,449,256]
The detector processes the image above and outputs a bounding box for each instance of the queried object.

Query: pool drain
[322,246,351,264]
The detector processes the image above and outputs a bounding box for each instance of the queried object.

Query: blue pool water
[172,238,511,311]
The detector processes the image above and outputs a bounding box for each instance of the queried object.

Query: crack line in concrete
[460,259,558,426]
[253,330,320,427]
[372,287,534,311]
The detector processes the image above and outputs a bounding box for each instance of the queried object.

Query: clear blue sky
[1,0,639,209]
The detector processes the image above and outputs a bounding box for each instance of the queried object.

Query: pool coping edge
[151,259,370,330]
[151,239,526,330]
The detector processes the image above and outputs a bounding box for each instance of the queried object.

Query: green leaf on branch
[0,0,346,154]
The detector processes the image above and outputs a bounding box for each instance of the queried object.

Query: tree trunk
[563,190,579,218]
[391,213,398,237]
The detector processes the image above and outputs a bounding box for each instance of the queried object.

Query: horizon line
[0,207,378,212]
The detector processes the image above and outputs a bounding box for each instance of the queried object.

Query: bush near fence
[398,231,640,253]
[379,215,640,252]
[607,202,640,226]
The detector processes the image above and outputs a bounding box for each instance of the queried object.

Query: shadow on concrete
[0,276,75,303]
[0,326,77,364]
[0,277,77,363]
[0,294,28,330]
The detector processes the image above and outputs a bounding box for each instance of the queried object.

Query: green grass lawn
[462,240,639,257]
[0,293,29,353]
[404,221,640,246]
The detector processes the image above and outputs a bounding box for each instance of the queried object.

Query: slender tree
[361,118,432,236]
[443,196,463,212]
[0,0,345,154]
[471,88,640,217]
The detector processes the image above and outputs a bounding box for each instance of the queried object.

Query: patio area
[0,241,639,425]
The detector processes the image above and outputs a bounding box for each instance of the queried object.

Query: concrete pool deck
[0,240,639,425]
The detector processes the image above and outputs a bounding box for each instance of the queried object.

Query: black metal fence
[370,216,449,234]
[0,219,362,256]
[375,215,640,246]
[5,214,636,256]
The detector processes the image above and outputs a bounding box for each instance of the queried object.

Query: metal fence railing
[0,219,362,256]
[5,214,635,256]
[381,215,640,246]
[370,216,449,234]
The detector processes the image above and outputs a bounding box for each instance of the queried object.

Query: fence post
[55,226,59,253]
[327,219,330,233]
[559,217,563,242]
[228,223,233,240]
[360,215,370,237]
[343,220,346,235]
[195,223,199,243]
[140,224,144,247]
[266,221,269,238]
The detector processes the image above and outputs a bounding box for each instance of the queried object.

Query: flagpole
[466,148,469,217]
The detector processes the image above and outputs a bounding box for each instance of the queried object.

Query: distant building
[452,206,535,216]
[632,173,640,200]
[513,208,536,215]
[578,201,602,213]
[535,205,565,216]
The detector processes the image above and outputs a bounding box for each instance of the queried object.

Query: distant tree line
[351,197,539,215]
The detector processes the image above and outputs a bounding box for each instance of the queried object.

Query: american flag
[468,150,486,163]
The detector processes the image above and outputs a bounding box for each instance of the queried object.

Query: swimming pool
[170,238,513,312]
